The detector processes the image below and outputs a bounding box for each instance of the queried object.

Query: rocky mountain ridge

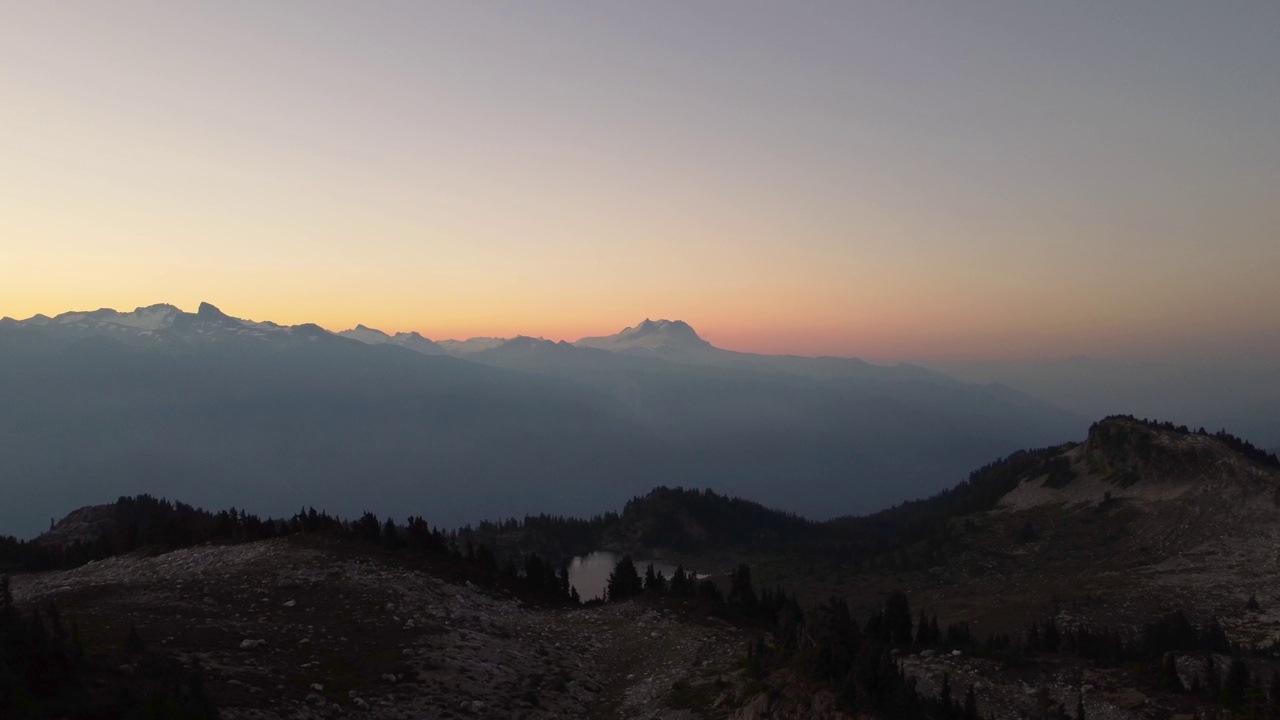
[999,416,1280,512]
[1,303,941,381]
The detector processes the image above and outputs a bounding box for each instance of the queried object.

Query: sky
[3,2,1278,362]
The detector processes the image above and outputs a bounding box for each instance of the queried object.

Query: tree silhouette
[606,555,643,601]
[884,591,912,645]
[963,685,978,720]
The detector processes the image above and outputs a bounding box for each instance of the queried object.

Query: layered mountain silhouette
[0,303,1085,538]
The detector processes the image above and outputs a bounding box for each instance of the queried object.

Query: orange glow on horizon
[3,4,1278,366]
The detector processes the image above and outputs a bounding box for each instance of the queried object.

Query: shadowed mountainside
[0,303,1084,539]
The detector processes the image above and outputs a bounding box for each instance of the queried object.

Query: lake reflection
[567,551,681,602]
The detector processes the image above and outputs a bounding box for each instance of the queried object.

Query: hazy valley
[0,303,1084,539]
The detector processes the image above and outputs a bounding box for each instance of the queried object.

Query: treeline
[456,486,816,566]
[0,495,581,606]
[613,487,813,554]
[602,555,792,626]
[591,555,989,717]
[1,499,593,716]
[748,589,989,719]
[0,496,282,573]
[1025,610,1233,663]
[0,576,216,719]
[734,582,1280,720]
[242,507,583,606]
[456,460,1072,577]
[458,511,610,567]
[1095,415,1280,469]
[598,554,993,718]
[1035,610,1280,716]
[815,445,1069,570]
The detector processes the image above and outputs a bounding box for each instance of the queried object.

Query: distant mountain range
[335,324,446,355]
[338,315,956,384]
[0,303,1086,538]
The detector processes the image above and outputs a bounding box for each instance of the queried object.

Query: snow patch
[107,305,180,331]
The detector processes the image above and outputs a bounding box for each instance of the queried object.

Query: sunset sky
[3,2,1278,361]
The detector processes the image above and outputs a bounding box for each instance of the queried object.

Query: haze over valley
[0,302,1086,539]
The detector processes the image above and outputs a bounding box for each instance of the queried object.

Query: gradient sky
[3,2,1278,361]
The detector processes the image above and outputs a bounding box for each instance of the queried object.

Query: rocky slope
[10,537,750,720]
[725,417,1280,719]
[988,417,1280,633]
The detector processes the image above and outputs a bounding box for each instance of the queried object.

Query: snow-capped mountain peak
[0,302,327,346]
[109,304,182,331]
[575,318,712,354]
[12,304,182,333]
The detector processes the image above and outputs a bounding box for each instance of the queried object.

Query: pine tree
[729,564,758,615]
[0,575,13,620]
[1204,654,1221,701]
[884,591,912,645]
[606,555,643,601]
[558,566,571,598]
[670,565,689,595]
[1266,669,1280,718]
[1042,617,1061,653]
[381,518,401,550]
[1222,656,1250,710]
[652,570,668,595]
[1160,652,1182,691]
